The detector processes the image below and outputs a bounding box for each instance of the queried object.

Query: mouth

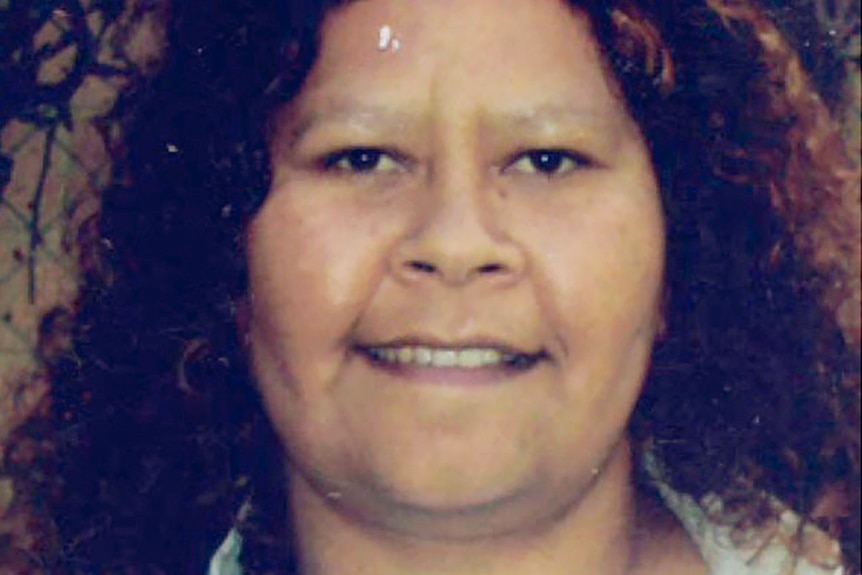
[355,344,547,371]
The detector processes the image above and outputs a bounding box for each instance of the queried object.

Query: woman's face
[247,0,665,538]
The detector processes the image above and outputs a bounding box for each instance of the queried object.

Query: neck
[290,441,640,575]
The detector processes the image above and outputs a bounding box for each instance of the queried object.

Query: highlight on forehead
[273,1,676,95]
[264,0,677,148]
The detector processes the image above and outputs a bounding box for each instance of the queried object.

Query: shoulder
[659,484,844,575]
[208,528,244,575]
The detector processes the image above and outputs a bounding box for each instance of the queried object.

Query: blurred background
[0,0,859,562]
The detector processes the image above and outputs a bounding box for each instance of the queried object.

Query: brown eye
[324,148,401,174]
[508,149,589,176]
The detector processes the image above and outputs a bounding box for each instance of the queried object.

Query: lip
[352,334,548,386]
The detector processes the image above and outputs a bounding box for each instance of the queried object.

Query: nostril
[408,260,437,274]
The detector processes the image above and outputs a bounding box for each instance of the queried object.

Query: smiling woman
[250,2,665,560]
[1,1,859,574]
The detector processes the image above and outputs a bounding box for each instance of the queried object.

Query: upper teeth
[366,346,507,368]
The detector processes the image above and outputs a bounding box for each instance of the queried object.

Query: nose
[390,175,525,287]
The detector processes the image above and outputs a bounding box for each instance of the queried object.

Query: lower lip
[356,350,541,387]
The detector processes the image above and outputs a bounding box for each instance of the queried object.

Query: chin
[365,475,589,542]
[317,457,589,540]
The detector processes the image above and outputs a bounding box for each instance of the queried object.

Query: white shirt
[207,494,843,575]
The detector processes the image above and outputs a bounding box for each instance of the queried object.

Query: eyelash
[505,149,593,177]
[319,147,594,177]
[322,148,402,174]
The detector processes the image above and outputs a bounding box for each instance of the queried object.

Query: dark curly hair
[1,0,859,574]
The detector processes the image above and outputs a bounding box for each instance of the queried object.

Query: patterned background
[0,0,166,425]
[0,3,168,543]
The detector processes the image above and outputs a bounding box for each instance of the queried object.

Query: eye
[507,150,590,177]
[323,148,402,174]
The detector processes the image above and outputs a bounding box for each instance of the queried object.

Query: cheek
[244,188,408,469]
[527,189,665,357]
[245,188,406,369]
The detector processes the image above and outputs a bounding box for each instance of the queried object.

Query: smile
[359,345,544,370]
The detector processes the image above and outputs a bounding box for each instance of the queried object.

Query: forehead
[290,0,627,125]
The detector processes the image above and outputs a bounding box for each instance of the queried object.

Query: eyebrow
[283,97,624,146]
[284,100,418,145]
[486,103,625,134]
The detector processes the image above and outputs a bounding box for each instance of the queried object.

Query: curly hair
[1,1,858,574]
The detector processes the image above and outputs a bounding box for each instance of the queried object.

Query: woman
[2,0,858,574]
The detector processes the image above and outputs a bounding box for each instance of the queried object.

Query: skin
[246,0,708,573]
